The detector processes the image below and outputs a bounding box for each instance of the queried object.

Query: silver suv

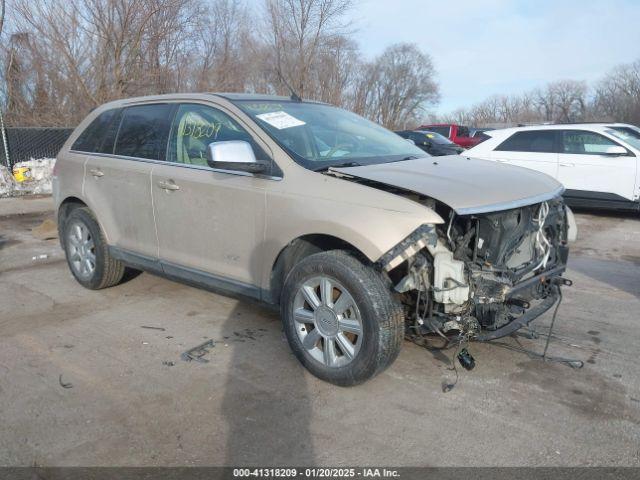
[53,93,572,385]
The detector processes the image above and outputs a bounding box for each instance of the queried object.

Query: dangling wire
[488,288,583,369]
[532,201,552,272]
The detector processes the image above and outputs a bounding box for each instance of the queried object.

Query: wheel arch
[57,196,88,246]
[268,234,370,306]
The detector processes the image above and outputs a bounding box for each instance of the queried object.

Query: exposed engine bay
[378,195,571,345]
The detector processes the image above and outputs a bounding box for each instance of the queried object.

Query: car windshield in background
[419,131,455,145]
[425,126,450,137]
[606,128,640,151]
[235,101,428,170]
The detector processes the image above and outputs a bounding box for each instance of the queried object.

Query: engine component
[457,348,475,370]
[427,241,469,305]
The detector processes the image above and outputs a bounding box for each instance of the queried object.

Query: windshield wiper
[316,161,362,171]
[384,155,425,163]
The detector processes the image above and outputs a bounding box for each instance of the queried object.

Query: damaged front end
[379,197,571,344]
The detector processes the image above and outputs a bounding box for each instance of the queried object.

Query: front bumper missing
[476,282,567,342]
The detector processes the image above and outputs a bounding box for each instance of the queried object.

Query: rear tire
[281,250,404,386]
[62,207,125,290]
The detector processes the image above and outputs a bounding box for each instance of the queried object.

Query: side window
[114,104,174,160]
[495,130,556,153]
[168,103,268,166]
[561,130,620,155]
[457,126,470,137]
[71,109,120,153]
[95,109,124,154]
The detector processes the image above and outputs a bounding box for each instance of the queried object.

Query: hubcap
[293,276,363,368]
[66,220,96,279]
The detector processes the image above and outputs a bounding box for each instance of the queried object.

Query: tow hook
[552,277,573,287]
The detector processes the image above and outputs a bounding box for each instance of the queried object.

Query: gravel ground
[0,197,639,467]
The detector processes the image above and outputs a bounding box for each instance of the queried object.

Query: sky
[351,0,640,114]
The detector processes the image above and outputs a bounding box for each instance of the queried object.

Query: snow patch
[0,157,56,196]
[0,165,16,197]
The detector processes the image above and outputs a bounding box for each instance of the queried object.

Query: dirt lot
[1,196,639,467]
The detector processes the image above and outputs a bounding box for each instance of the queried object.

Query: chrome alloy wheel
[66,220,96,279]
[293,276,363,368]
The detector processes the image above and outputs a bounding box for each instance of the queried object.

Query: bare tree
[0,0,4,36]
[594,60,640,125]
[1,0,442,128]
[354,43,439,129]
[194,0,252,92]
[263,0,353,98]
[437,79,593,127]
[0,0,10,167]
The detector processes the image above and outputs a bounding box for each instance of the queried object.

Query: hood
[331,155,564,215]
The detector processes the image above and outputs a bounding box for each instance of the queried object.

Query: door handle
[559,163,575,167]
[89,168,104,177]
[158,180,180,191]
[495,159,509,163]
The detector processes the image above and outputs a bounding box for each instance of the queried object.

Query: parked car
[53,93,573,386]
[590,122,640,139]
[469,127,495,141]
[417,123,482,148]
[395,130,464,156]
[466,124,640,211]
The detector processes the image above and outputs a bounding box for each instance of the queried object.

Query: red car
[417,124,482,149]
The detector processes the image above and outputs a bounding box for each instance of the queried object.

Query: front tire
[281,250,404,386]
[62,207,125,290]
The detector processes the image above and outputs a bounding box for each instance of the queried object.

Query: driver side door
[557,129,637,201]
[151,102,275,295]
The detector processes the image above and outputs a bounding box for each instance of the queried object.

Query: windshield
[425,126,451,137]
[418,131,455,145]
[606,128,640,150]
[235,100,427,170]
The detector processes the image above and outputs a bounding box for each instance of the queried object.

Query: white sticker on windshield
[256,111,306,129]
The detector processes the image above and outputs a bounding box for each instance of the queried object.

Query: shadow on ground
[221,300,316,466]
[569,256,640,299]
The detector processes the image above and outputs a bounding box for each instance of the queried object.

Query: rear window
[114,104,174,160]
[71,109,121,153]
[495,130,556,153]
[427,126,451,138]
[457,126,470,137]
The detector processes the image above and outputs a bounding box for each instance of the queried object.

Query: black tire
[281,250,404,386]
[62,207,126,290]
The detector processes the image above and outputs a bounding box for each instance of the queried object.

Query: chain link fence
[0,127,75,196]
[1,127,74,168]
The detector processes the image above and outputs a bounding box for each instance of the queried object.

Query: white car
[466,123,640,211]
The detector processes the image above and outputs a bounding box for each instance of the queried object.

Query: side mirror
[405,138,416,145]
[603,145,627,156]
[206,140,268,174]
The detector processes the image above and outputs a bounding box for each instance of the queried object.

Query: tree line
[0,0,438,129]
[435,60,640,127]
[1,0,638,130]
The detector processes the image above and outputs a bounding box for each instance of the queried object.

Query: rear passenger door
[84,103,174,259]
[557,129,637,200]
[151,102,271,291]
[491,130,559,178]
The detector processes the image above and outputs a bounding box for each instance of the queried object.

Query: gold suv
[54,93,573,385]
